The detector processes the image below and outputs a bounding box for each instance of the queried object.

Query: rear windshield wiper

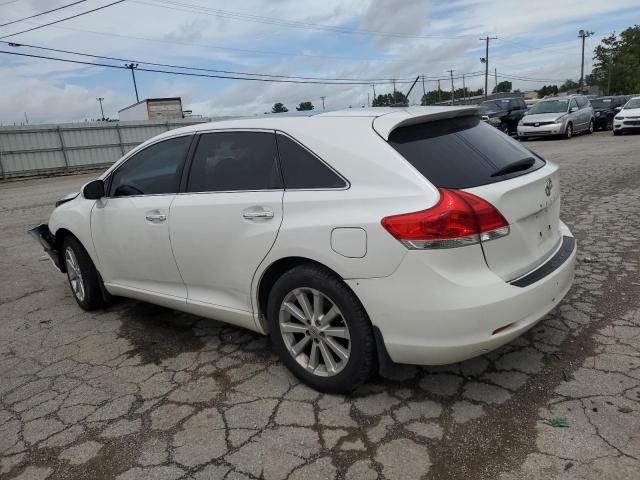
[491,157,536,177]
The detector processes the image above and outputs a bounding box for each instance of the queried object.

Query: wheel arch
[256,256,344,330]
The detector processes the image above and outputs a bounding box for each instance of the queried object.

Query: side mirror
[83,179,105,200]
[570,106,578,113]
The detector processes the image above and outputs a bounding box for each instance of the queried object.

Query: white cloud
[0,0,637,123]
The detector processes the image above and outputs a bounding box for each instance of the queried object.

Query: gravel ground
[1,130,639,480]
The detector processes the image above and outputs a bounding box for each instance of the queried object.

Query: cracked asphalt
[1,131,639,480]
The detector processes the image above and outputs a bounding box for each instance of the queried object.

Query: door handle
[243,209,274,220]
[145,212,167,223]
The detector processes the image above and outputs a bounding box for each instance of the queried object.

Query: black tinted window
[276,135,346,189]
[388,116,545,189]
[110,136,191,196]
[187,132,281,192]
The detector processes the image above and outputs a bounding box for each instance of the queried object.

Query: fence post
[57,126,70,170]
[115,123,126,155]
[0,132,5,180]
[0,149,5,180]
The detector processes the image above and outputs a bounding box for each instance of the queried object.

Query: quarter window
[276,134,346,189]
[187,132,281,192]
[110,136,192,197]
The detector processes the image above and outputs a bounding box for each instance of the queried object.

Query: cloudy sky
[0,0,638,124]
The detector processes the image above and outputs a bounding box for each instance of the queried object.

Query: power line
[0,40,416,82]
[0,0,89,28]
[0,49,419,85]
[14,21,395,62]
[137,0,476,41]
[0,0,127,39]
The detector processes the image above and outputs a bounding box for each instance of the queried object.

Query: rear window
[388,116,545,189]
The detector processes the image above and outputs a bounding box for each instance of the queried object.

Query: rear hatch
[386,115,562,281]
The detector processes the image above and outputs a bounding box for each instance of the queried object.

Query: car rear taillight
[381,188,509,249]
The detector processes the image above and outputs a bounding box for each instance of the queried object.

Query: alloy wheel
[279,287,351,377]
[65,247,85,302]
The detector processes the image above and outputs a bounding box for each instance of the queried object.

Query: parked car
[30,107,576,393]
[517,95,594,140]
[480,97,527,134]
[613,96,640,135]
[591,96,629,130]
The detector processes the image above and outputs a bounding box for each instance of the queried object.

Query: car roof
[150,105,484,142]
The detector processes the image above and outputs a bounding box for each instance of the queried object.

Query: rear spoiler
[372,106,483,140]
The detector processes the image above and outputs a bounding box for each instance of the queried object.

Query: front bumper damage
[28,224,63,272]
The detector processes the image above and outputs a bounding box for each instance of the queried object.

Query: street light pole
[124,63,140,102]
[96,97,105,120]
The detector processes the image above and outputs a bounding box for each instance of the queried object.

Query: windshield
[481,100,507,112]
[591,98,613,108]
[528,99,569,114]
[623,98,640,109]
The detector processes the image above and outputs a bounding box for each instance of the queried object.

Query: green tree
[559,79,579,92]
[492,80,512,93]
[296,101,314,111]
[372,91,408,106]
[592,26,640,95]
[536,84,559,98]
[420,87,483,105]
[272,102,288,113]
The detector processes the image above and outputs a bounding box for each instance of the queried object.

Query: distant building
[118,97,184,121]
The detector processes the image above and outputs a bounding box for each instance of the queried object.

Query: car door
[568,98,582,129]
[169,130,284,330]
[91,135,193,306]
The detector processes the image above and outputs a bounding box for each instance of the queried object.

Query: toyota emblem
[545,178,553,197]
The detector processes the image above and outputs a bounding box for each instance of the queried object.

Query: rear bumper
[517,123,565,137]
[347,223,576,366]
[28,224,63,272]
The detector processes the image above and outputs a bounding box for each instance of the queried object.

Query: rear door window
[186,131,282,192]
[388,116,545,189]
[276,134,347,189]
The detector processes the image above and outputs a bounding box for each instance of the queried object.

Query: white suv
[30,107,576,393]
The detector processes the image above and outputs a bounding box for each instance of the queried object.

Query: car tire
[267,264,376,394]
[587,119,594,134]
[564,122,573,139]
[606,117,614,130]
[62,236,108,311]
[518,136,528,142]
[500,124,510,135]
[613,130,621,136]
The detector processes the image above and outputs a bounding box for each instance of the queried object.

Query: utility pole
[367,92,370,107]
[96,97,105,120]
[320,96,326,110]
[448,70,455,106]
[494,68,498,90]
[421,75,426,104]
[462,74,466,102]
[371,84,377,105]
[124,63,140,102]
[578,30,594,93]
[437,80,441,102]
[480,36,497,100]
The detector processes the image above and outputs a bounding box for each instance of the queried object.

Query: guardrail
[0,118,224,179]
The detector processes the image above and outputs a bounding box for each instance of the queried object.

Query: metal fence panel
[0,117,222,179]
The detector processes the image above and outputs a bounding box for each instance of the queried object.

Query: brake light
[381,188,509,249]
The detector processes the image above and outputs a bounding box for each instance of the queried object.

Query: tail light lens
[381,188,509,249]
